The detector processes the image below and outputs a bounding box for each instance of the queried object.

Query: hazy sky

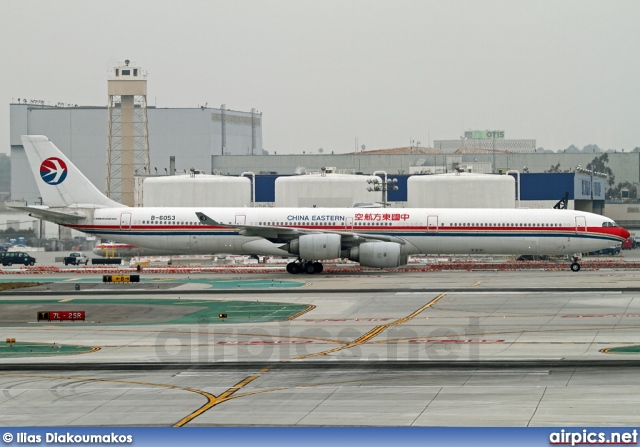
[1,0,639,155]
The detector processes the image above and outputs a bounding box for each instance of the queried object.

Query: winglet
[196,212,223,226]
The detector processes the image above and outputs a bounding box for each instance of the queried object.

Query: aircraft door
[575,216,587,233]
[235,215,246,225]
[120,213,132,230]
[345,217,354,231]
[427,215,439,233]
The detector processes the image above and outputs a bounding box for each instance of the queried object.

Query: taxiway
[1,253,640,426]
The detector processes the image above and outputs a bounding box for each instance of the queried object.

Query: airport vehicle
[0,251,36,266]
[7,244,28,250]
[622,237,635,250]
[92,241,168,258]
[587,245,621,256]
[11,135,630,273]
[63,252,89,265]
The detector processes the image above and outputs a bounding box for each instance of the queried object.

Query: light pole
[37,197,43,248]
[367,171,398,207]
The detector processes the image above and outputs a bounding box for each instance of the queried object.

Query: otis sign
[464,130,505,139]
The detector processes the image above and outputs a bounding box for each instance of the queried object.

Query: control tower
[106,59,150,206]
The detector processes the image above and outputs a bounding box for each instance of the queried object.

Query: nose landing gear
[570,255,581,272]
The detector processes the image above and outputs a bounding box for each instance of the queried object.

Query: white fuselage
[69,207,626,258]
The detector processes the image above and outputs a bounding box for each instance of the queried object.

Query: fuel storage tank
[275,169,384,207]
[407,173,516,208]
[142,173,251,207]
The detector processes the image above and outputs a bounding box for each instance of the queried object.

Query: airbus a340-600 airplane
[12,135,629,274]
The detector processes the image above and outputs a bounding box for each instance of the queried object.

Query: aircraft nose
[621,227,631,239]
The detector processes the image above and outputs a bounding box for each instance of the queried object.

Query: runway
[1,254,640,426]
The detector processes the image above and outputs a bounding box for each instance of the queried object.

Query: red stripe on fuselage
[67,223,629,240]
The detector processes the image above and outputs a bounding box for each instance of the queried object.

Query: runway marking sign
[37,311,85,321]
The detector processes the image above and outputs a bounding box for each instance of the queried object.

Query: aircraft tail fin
[20,135,122,208]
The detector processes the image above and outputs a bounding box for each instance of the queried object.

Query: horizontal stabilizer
[8,205,86,222]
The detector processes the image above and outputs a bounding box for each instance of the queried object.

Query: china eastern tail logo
[40,157,68,185]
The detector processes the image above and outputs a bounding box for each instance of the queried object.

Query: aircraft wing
[195,212,406,246]
[8,205,86,223]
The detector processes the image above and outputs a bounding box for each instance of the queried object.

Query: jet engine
[348,241,407,268]
[286,234,341,260]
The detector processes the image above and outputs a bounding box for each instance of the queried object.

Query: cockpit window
[602,221,618,227]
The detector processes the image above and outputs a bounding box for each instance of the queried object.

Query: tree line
[545,153,636,200]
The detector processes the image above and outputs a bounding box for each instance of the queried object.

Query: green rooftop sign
[465,130,505,139]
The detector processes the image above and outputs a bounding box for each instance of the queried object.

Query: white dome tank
[143,174,251,207]
[407,173,515,208]
[275,172,384,207]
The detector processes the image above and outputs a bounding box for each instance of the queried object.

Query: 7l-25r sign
[37,311,85,321]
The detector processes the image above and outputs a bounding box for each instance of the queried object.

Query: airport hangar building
[9,101,264,205]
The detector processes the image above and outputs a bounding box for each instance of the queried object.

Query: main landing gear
[286,260,323,274]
